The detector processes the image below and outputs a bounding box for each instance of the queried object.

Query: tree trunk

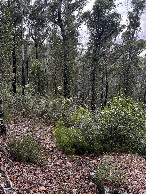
[57,0,70,98]
[21,0,25,95]
[0,93,6,136]
[91,49,98,111]
[101,74,104,109]
[91,60,96,111]
[12,34,17,94]
[35,42,38,59]
[63,51,70,98]
[104,64,108,107]
[26,57,29,83]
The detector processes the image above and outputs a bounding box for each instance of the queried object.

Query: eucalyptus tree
[83,0,121,110]
[28,0,50,60]
[7,0,28,95]
[0,0,13,90]
[121,0,145,96]
[48,0,86,98]
[0,0,21,94]
[0,1,13,135]
[134,54,146,102]
[26,0,51,94]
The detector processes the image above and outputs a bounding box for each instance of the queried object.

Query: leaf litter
[0,118,145,193]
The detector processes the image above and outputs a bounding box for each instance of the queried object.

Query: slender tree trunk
[0,93,6,136]
[35,42,38,59]
[101,74,104,109]
[104,64,108,107]
[91,48,98,111]
[57,0,70,98]
[62,27,70,98]
[53,67,57,95]
[12,34,17,94]
[8,0,10,6]
[124,62,131,96]
[91,60,96,111]
[26,57,29,83]
[63,51,70,98]
[21,0,25,95]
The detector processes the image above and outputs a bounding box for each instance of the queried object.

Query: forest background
[0,0,146,155]
[0,1,146,193]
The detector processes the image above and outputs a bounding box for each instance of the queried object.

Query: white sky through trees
[29,0,146,56]
[80,0,146,56]
[84,0,146,38]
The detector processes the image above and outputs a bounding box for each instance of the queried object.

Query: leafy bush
[45,97,74,124]
[98,96,145,155]
[8,135,43,164]
[3,90,74,124]
[54,106,100,154]
[54,96,145,155]
[95,156,125,188]
[55,121,83,153]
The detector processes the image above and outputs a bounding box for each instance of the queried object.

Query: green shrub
[29,60,48,95]
[54,96,145,155]
[45,97,74,124]
[3,90,74,124]
[98,96,145,155]
[8,135,43,164]
[54,106,100,154]
[54,121,83,153]
[95,156,125,188]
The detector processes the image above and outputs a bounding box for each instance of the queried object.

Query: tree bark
[91,48,99,111]
[35,42,38,59]
[12,34,17,94]
[0,93,6,136]
[26,57,29,83]
[104,64,108,107]
[58,0,70,98]
[91,58,96,111]
[21,0,25,95]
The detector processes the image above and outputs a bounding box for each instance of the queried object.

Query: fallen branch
[0,162,15,194]
[0,145,9,157]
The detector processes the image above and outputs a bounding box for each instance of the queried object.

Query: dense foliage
[8,135,43,164]
[3,92,74,124]
[54,96,145,156]
[96,156,125,187]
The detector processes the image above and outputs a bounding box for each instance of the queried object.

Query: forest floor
[0,117,145,194]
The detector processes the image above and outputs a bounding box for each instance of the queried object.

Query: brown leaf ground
[0,118,145,193]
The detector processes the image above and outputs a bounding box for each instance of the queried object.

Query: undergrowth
[2,90,146,156]
[54,95,145,156]
[8,135,44,164]
[95,156,125,188]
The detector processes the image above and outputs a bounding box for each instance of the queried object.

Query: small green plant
[8,135,43,164]
[54,121,84,154]
[96,156,125,188]
[54,106,99,154]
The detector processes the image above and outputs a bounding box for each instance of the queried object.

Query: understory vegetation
[54,95,145,156]
[4,91,146,158]
[3,91,145,192]
[8,135,44,164]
